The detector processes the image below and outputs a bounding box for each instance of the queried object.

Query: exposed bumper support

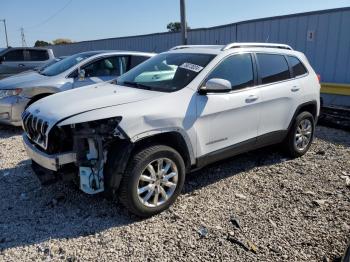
[22,134,76,171]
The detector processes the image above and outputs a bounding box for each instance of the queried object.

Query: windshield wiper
[121,81,154,90]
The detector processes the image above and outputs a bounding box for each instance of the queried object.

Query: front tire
[285,111,315,158]
[119,145,186,217]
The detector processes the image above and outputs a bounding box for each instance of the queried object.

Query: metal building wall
[49,7,350,84]
[235,8,350,84]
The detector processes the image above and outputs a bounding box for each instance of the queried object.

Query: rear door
[0,49,26,78]
[25,49,50,69]
[256,53,301,137]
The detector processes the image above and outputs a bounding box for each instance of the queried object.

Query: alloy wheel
[294,119,313,151]
[137,158,178,208]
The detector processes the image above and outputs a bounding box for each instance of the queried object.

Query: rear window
[28,50,49,61]
[129,56,150,69]
[287,56,307,77]
[3,50,24,61]
[257,54,290,84]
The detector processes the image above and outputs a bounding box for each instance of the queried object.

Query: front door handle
[18,64,25,67]
[245,95,259,103]
[291,86,300,92]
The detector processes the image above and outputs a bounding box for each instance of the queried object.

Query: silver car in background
[0,51,155,126]
[0,47,55,79]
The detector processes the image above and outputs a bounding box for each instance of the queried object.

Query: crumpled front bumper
[22,134,76,171]
[0,96,30,126]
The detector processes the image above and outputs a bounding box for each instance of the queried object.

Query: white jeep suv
[22,43,320,217]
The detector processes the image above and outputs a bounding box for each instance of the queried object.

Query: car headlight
[0,88,22,99]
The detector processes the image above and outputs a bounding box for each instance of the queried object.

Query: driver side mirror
[200,78,232,94]
[78,68,85,81]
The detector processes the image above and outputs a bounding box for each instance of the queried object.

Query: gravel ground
[0,125,349,261]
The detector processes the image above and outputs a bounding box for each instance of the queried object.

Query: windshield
[40,53,95,76]
[36,58,61,71]
[117,53,215,92]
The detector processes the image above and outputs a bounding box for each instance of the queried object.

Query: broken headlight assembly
[70,116,124,194]
[71,116,123,137]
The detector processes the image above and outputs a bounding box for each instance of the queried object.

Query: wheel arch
[288,100,318,131]
[105,130,194,195]
[26,92,54,109]
[131,131,194,172]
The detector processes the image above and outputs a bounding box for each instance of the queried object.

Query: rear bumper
[22,134,76,171]
[0,96,30,126]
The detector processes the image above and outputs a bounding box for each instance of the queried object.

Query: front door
[73,56,128,88]
[195,53,261,157]
[0,49,26,78]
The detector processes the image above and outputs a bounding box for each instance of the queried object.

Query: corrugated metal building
[50,7,350,83]
[49,7,350,106]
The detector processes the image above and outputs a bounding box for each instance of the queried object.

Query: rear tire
[118,145,186,217]
[284,111,315,158]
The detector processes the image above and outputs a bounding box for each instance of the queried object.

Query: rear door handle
[291,86,300,92]
[245,95,259,103]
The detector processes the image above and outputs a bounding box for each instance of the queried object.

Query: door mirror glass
[78,69,85,80]
[201,78,232,93]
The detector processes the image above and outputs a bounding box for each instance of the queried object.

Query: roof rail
[170,45,222,50]
[221,42,293,51]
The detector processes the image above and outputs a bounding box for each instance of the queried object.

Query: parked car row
[0,49,155,125]
[1,43,321,217]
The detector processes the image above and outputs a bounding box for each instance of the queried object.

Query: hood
[0,71,49,89]
[27,82,165,124]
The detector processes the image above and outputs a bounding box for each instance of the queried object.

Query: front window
[40,53,96,76]
[207,53,254,90]
[117,53,215,92]
[3,50,24,61]
[82,56,128,77]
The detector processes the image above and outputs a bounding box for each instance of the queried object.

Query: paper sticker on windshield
[180,63,204,73]
[76,57,84,62]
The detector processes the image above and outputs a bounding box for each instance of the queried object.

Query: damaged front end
[23,116,132,194]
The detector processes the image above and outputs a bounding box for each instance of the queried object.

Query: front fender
[21,86,61,98]
[131,128,196,165]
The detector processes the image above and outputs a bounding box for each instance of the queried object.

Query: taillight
[316,74,321,83]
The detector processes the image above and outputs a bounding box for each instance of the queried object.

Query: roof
[76,50,156,57]
[0,47,52,51]
[167,42,295,54]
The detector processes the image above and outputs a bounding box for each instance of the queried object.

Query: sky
[1,0,350,47]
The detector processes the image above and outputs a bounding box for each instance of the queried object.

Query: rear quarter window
[287,56,308,77]
[257,53,290,84]
[28,50,49,61]
[129,56,150,69]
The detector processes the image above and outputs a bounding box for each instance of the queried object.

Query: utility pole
[0,19,9,47]
[20,27,27,47]
[180,0,187,45]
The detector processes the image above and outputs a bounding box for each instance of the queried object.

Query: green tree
[52,38,73,45]
[167,22,190,32]
[34,40,51,47]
